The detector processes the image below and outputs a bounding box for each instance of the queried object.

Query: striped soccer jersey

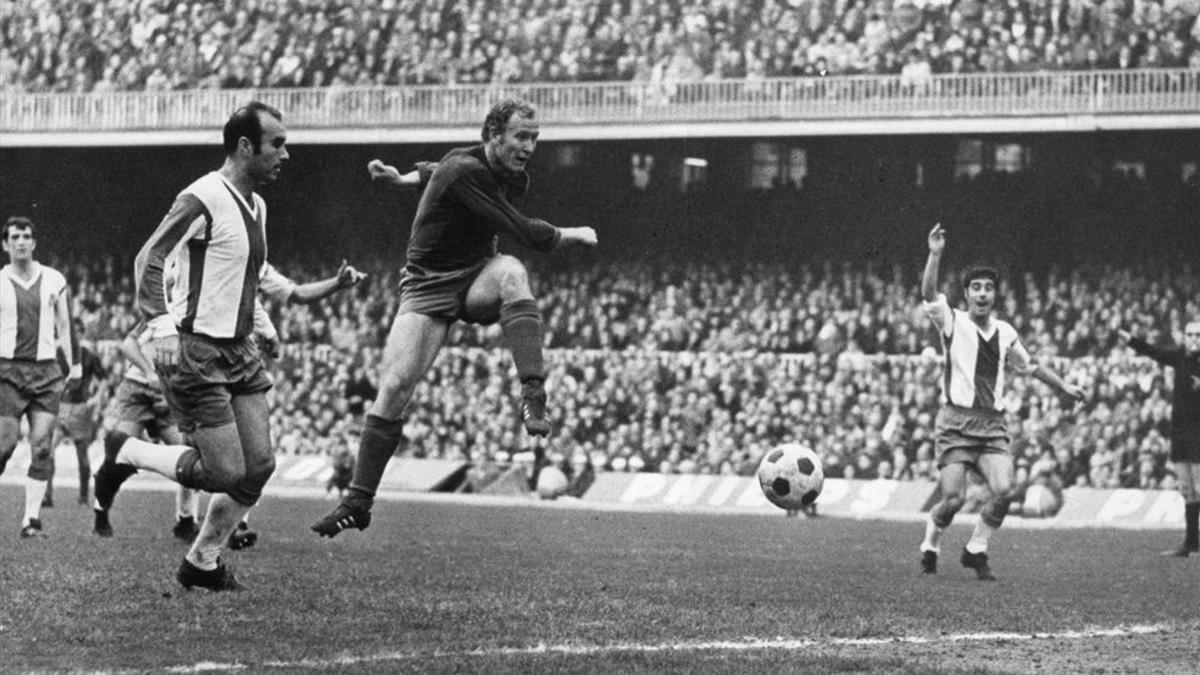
[0,262,70,362]
[135,172,267,340]
[925,293,1033,412]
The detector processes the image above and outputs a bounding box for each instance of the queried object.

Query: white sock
[24,478,49,524]
[117,436,191,479]
[920,511,943,552]
[177,488,201,520]
[965,519,996,554]
[185,494,251,571]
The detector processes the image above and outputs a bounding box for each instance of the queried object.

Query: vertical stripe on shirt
[971,331,1001,410]
[222,183,266,338]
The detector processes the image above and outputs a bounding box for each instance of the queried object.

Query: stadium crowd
[2,0,1199,93]
[53,250,1197,494]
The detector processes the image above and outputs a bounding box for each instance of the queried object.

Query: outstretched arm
[260,260,367,306]
[367,159,436,189]
[1117,327,1182,368]
[1011,340,1085,402]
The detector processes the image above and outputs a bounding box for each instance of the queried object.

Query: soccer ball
[757,443,824,511]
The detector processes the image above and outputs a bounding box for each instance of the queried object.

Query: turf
[2,488,1197,674]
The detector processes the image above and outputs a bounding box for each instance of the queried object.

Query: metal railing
[2,69,1197,132]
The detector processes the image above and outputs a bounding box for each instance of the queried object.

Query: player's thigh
[189,422,246,484]
[462,254,530,319]
[376,312,450,400]
[25,409,56,450]
[230,392,272,467]
[974,452,1015,495]
[0,416,19,455]
[937,461,971,498]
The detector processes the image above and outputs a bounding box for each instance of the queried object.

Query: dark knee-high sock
[76,442,90,498]
[348,414,404,504]
[1185,501,1199,550]
[500,299,544,383]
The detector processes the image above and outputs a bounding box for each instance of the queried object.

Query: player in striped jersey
[92,260,365,547]
[0,216,82,538]
[92,102,291,591]
[917,224,1084,580]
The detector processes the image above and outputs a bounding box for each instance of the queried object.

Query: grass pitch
[2,487,1197,674]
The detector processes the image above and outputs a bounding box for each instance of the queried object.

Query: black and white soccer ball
[757,443,825,511]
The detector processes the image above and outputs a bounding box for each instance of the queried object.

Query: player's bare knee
[991,481,1017,503]
[495,257,531,298]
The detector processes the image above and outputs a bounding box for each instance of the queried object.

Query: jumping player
[917,223,1084,580]
[311,98,598,537]
[1117,321,1200,557]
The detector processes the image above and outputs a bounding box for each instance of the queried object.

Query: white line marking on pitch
[165,623,1170,672]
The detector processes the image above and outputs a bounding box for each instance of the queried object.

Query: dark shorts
[115,378,176,435]
[57,401,99,441]
[0,359,63,418]
[397,259,498,325]
[935,405,1010,469]
[159,332,272,433]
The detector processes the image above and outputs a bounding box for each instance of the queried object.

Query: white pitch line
[165,623,1171,672]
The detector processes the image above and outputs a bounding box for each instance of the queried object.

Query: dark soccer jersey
[1130,338,1200,448]
[406,145,560,271]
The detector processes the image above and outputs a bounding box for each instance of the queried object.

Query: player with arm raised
[917,223,1084,581]
[0,216,81,538]
[311,98,598,538]
[1117,320,1200,557]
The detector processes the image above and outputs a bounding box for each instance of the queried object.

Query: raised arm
[921,224,953,336]
[922,223,945,303]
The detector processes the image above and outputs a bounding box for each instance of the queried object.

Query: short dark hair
[481,98,536,142]
[962,266,1000,289]
[223,101,283,155]
[3,216,35,240]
